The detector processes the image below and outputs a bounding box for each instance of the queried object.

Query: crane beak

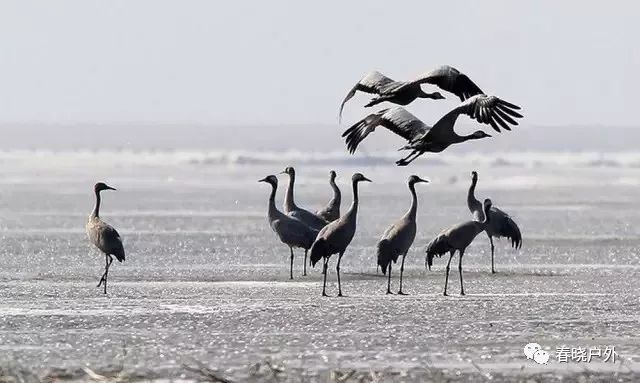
[362,176,372,183]
[417,177,429,184]
[278,170,287,175]
[258,177,268,183]
[105,185,117,191]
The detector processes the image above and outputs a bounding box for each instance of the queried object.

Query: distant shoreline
[0,124,639,152]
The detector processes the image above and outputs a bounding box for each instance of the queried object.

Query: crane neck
[347,180,360,217]
[481,203,491,225]
[91,190,101,218]
[453,132,477,144]
[283,173,297,212]
[419,91,442,100]
[406,182,418,221]
[330,178,341,205]
[467,178,481,211]
[267,182,285,222]
[469,203,492,235]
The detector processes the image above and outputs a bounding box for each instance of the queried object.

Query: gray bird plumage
[377,175,429,295]
[409,65,485,101]
[259,175,319,279]
[310,173,371,297]
[86,182,125,294]
[338,71,445,122]
[280,166,329,230]
[467,171,522,273]
[342,94,523,166]
[316,170,341,222]
[425,199,493,296]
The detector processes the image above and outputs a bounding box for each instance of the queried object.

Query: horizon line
[0,121,638,130]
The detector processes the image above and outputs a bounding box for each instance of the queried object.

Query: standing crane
[310,173,371,297]
[316,170,341,222]
[259,175,318,278]
[280,167,328,230]
[467,171,522,273]
[86,182,125,294]
[425,199,493,296]
[377,175,429,295]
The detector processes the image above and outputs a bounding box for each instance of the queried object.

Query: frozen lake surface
[0,150,639,381]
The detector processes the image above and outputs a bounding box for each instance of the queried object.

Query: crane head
[329,170,337,180]
[483,198,493,211]
[419,88,445,100]
[352,173,371,183]
[472,131,492,139]
[408,175,429,185]
[279,166,295,176]
[94,182,116,193]
[471,171,478,181]
[258,175,278,186]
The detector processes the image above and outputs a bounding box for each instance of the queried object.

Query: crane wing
[287,208,328,231]
[316,200,339,222]
[92,221,125,261]
[272,217,318,248]
[338,71,398,122]
[409,65,484,101]
[341,107,429,154]
[490,207,522,249]
[427,94,523,141]
[424,232,451,270]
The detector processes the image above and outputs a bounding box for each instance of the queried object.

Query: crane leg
[106,255,113,294]
[459,249,465,296]
[289,247,294,280]
[489,236,496,274]
[386,263,393,294]
[404,152,424,165]
[395,150,417,166]
[97,254,113,295]
[303,249,308,276]
[443,251,454,296]
[398,254,408,295]
[97,256,106,288]
[396,151,424,166]
[321,257,329,297]
[336,252,344,297]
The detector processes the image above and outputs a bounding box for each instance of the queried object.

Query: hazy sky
[0,1,638,126]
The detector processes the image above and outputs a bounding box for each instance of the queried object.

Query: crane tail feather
[500,215,522,250]
[425,234,449,270]
[376,239,393,275]
[309,238,328,267]
[112,242,126,262]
